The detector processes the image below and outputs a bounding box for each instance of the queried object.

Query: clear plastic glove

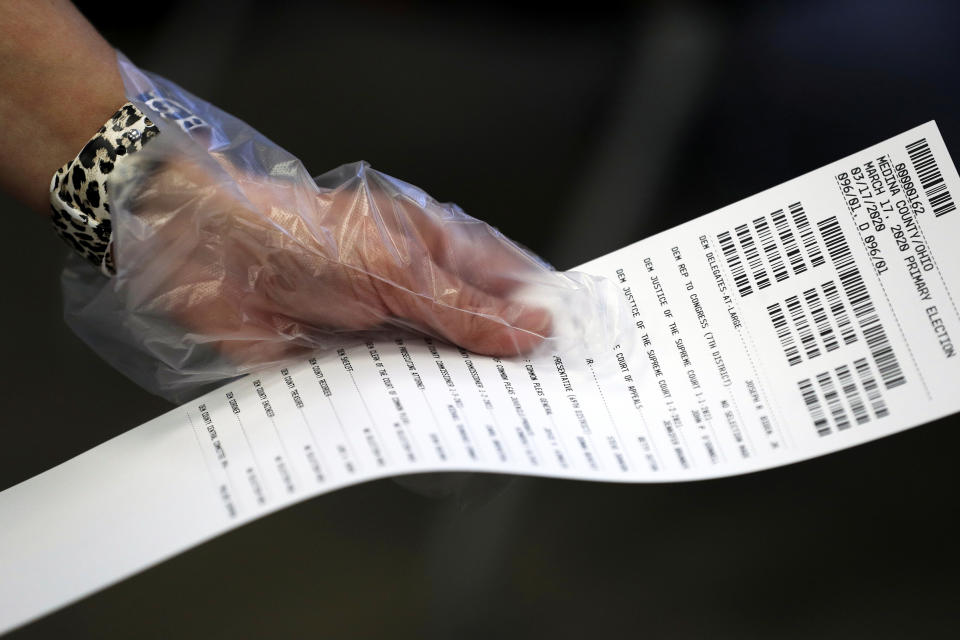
[63,54,624,404]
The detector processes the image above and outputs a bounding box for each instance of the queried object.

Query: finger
[386,188,550,298]
[372,264,552,356]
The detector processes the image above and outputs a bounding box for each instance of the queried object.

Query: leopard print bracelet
[50,94,209,276]
[50,103,159,275]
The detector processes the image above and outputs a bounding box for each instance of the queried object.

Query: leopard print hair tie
[50,94,208,276]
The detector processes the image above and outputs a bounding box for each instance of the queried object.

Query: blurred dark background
[3,0,959,637]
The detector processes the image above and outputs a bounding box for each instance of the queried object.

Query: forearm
[0,0,125,213]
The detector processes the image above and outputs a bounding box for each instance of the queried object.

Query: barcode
[836,364,869,425]
[754,216,789,283]
[769,285,849,365]
[805,287,838,352]
[854,357,890,418]
[817,217,906,389]
[800,360,891,436]
[817,371,850,431]
[906,138,956,217]
[787,295,820,360]
[772,208,807,275]
[799,377,830,436]
[822,280,858,346]
[719,207,821,296]
[737,223,771,291]
[790,201,825,268]
[769,302,801,366]
[718,230,753,297]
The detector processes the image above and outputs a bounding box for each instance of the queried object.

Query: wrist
[49,88,211,276]
[50,102,160,275]
[0,0,125,213]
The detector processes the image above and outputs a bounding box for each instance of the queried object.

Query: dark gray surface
[3,1,959,638]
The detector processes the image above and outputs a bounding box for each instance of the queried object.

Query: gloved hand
[62,54,617,403]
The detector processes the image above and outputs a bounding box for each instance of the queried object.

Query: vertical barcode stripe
[854,357,890,419]
[817,217,906,389]
[736,223,770,290]
[836,364,869,425]
[754,216,789,283]
[773,207,807,275]
[790,202,825,268]
[768,302,801,366]
[787,295,820,360]
[718,230,753,298]
[799,377,831,436]
[822,280,858,346]
[817,371,851,431]
[804,287,838,352]
[906,138,956,217]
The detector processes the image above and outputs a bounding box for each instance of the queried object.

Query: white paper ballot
[2,122,959,633]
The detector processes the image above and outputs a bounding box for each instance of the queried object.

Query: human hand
[61,56,617,402]
[111,149,554,371]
